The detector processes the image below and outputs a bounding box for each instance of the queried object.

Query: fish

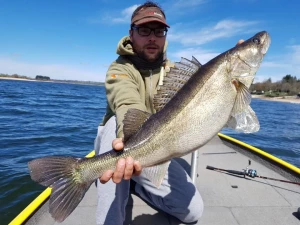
[28,31,271,222]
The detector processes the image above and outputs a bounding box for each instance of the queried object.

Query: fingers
[112,157,141,182]
[236,39,244,46]
[112,158,126,183]
[123,157,134,180]
[99,158,126,184]
[112,138,124,151]
[99,138,141,184]
[133,161,142,176]
[99,158,142,184]
[99,170,114,184]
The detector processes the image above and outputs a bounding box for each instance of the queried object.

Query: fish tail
[28,156,93,222]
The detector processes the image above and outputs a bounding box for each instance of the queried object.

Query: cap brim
[134,18,170,28]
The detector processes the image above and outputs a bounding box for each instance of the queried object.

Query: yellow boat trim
[9,134,300,224]
[9,188,52,225]
[9,151,96,225]
[218,133,300,174]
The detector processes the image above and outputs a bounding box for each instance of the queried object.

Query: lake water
[0,79,299,224]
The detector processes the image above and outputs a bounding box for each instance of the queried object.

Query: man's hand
[236,39,244,46]
[99,138,142,184]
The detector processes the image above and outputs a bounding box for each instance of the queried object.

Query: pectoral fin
[226,105,260,133]
[142,161,171,187]
[123,108,151,142]
[231,79,252,115]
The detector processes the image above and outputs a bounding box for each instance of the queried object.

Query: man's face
[129,22,167,62]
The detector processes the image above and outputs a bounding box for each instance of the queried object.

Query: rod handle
[206,165,215,170]
[206,165,245,176]
[226,170,245,176]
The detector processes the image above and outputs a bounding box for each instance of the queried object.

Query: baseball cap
[131,7,170,28]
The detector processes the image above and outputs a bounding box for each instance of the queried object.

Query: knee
[178,198,204,223]
[170,194,204,223]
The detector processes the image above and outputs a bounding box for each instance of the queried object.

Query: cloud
[168,19,259,45]
[172,0,206,8]
[0,57,107,82]
[288,45,300,64]
[163,0,207,16]
[169,47,219,63]
[169,43,300,83]
[110,4,139,24]
[247,45,300,82]
[87,4,139,25]
[88,1,206,25]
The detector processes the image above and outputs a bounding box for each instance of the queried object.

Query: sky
[0,0,299,82]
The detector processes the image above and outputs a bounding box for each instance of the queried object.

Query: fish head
[226,31,271,88]
[224,32,270,133]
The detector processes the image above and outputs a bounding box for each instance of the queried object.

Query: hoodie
[102,36,171,138]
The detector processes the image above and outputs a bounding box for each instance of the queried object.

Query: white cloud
[166,18,300,82]
[168,19,259,45]
[169,47,219,63]
[288,45,300,63]
[246,45,300,82]
[88,4,139,24]
[110,5,139,23]
[169,43,300,83]
[0,57,107,82]
[172,0,206,8]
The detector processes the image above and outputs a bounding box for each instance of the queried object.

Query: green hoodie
[102,36,171,138]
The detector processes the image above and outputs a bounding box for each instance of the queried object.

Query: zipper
[159,66,164,85]
[149,70,153,112]
[149,69,153,100]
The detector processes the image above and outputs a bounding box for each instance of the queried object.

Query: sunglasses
[131,26,168,37]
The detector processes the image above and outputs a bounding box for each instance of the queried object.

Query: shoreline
[252,94,300,104]
[0,77,104,86]
[1,77,299,103]
[0,77,37,82]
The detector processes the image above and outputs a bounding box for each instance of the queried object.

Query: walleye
[28,31,271,222]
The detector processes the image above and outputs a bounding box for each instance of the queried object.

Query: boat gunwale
[8,151,96,225]
[219,133,300,182]
[9,134,300,224]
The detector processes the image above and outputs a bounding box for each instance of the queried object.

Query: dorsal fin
[153,56,201,111]
[123,108,151,142]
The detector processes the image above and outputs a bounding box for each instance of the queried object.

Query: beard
[133,44,164,62]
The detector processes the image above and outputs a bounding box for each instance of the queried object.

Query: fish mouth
[260,31,271,55]
[236,31,271,68]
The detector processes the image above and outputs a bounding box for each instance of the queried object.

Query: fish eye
[252,37,261,45]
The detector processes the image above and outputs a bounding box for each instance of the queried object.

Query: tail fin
[28,156,93,222]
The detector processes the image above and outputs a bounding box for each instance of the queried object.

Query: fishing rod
[206,161,300,186]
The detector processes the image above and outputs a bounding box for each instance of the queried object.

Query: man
[94,1,203,225]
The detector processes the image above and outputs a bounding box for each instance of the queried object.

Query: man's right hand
[99,138,142,184]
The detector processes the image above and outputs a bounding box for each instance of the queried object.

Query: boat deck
[25,135,300,225]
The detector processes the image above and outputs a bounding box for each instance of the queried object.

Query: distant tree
[35,75,50,80]
[282,74,297,83]
[273,81,282,92]
[281,82,291,93]
[250,74,300,96]
[262,78,272,91]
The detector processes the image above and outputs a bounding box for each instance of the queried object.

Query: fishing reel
[245,168,257,178]
[243,160,257,178]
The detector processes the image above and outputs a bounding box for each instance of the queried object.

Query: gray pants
[94,116,203,225]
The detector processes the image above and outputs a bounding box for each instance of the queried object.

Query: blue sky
[0,0,299,82]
